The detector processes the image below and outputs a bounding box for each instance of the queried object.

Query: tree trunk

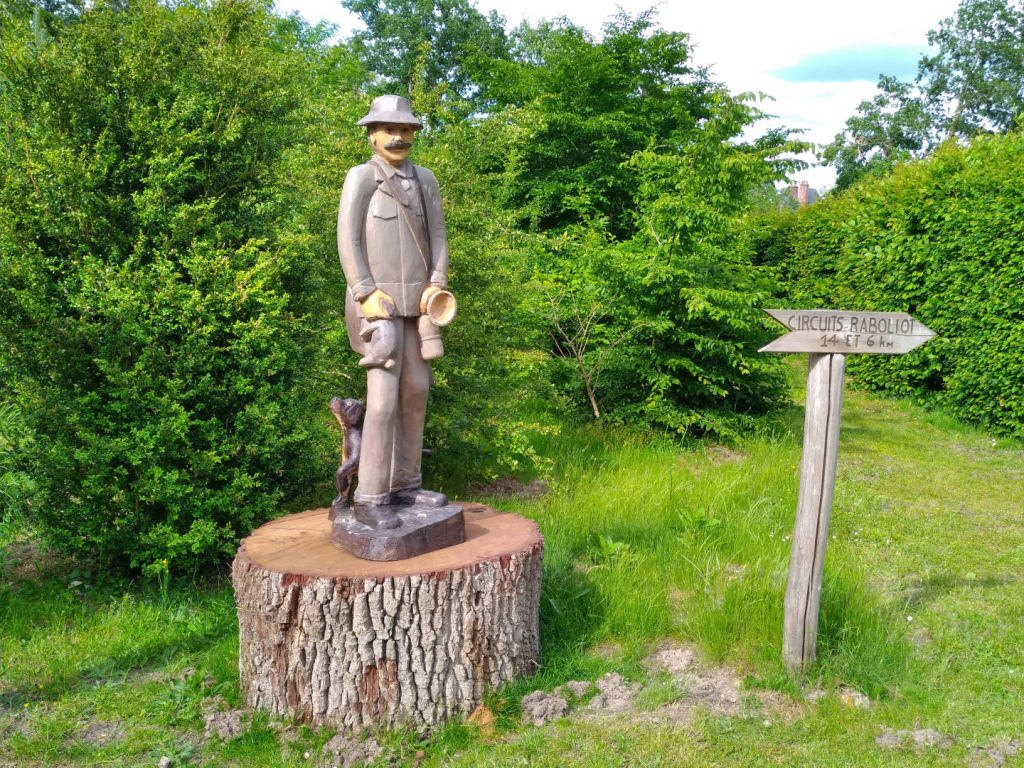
[232,504,543,731]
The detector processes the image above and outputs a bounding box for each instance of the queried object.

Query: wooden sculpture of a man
[336,95,459,542]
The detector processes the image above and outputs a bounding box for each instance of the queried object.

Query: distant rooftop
[789,181,819,207]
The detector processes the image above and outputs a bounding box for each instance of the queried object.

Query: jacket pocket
[369,193,398,220]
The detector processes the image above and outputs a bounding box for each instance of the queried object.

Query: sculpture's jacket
[338,158,449,321]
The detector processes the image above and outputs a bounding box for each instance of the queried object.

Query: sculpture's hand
[419,285,443,314]
[361,289,396,320]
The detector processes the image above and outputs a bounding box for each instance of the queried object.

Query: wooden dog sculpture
[328,397,363,518]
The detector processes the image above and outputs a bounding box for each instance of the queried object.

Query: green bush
[0,403,35,542]
[530,226,789,438]
[526,95,808,437]
[756,132,1024,436]
[0,0,328,572]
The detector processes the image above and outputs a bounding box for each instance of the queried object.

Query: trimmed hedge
[757,132,1024,436]
[0,0,328,572]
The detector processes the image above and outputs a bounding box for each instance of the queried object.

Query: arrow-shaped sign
[760,309,936,355]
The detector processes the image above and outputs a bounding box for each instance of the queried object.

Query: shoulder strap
[370,157,431,276]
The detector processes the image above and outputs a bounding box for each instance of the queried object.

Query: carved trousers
[353,317,431,506]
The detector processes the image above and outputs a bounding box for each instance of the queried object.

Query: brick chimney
[789,182,799,203]
[798,180,809,207]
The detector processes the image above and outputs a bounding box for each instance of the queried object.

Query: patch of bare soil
[571,644,800,727]
[910,626,933,646]
[74,719,126,746]
[704,445,747,464]
[948,442,996,458]
[970,738,1021,767]
[587,673,642,714]
[838,686,871,710]
[643,647,695,676]
[321,733,384,767]
[0,709,35,740]
[521,691,568,726]
[591,642,622,660]
[684,664,743,715]
[875,726,954,750]
[131,670,173,685]
[553,681,592,700]
[467,478,548,500]
[202,696,250,742]
[2,539,71,582]
[131,665,195,686]
[755,690,806,725]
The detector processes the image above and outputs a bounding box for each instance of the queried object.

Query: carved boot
[352,504,402,530]
[391,487,449,508]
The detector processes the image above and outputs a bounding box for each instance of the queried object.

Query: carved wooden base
[329,503,465,561]
[231,504,543,731]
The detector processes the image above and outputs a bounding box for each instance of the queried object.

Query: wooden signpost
[760,309,936,670]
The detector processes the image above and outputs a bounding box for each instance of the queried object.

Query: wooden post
[760,309,936,671]
[782,353,845,669]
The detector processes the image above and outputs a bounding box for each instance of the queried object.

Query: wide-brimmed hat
[356,95,423,129]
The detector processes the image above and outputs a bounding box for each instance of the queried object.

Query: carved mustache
[384,140,412,150]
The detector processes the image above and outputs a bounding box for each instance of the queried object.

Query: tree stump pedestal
[231,503,543,731]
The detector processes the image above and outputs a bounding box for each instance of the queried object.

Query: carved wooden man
[337,95,452,528]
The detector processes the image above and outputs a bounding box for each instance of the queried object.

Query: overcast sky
[277,0,965,190]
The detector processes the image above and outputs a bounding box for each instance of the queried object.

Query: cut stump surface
[232,504,543,730]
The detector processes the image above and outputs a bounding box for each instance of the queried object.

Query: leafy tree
[0,0,84,37]
[0,0,829,576]
[530,92,810,434]
[919,0,1024,138]
[403,88,561,481]
[472,10,716,239]
[821,75,932,192]
[823,0,1024,186]
[342,0,509,100]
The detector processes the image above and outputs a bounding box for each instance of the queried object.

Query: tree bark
[232,505,543,730]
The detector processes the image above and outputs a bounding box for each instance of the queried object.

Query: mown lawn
[1,370,1022,767]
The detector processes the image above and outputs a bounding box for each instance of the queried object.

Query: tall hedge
[759,132,1024,436]
[0,0,328,572]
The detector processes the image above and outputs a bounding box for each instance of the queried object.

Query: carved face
[340,398,363,426]
[368,123,415,166]
[329,397,364,426]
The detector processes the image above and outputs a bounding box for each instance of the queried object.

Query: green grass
[634,673,687,712]
[2,372,1023,766]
